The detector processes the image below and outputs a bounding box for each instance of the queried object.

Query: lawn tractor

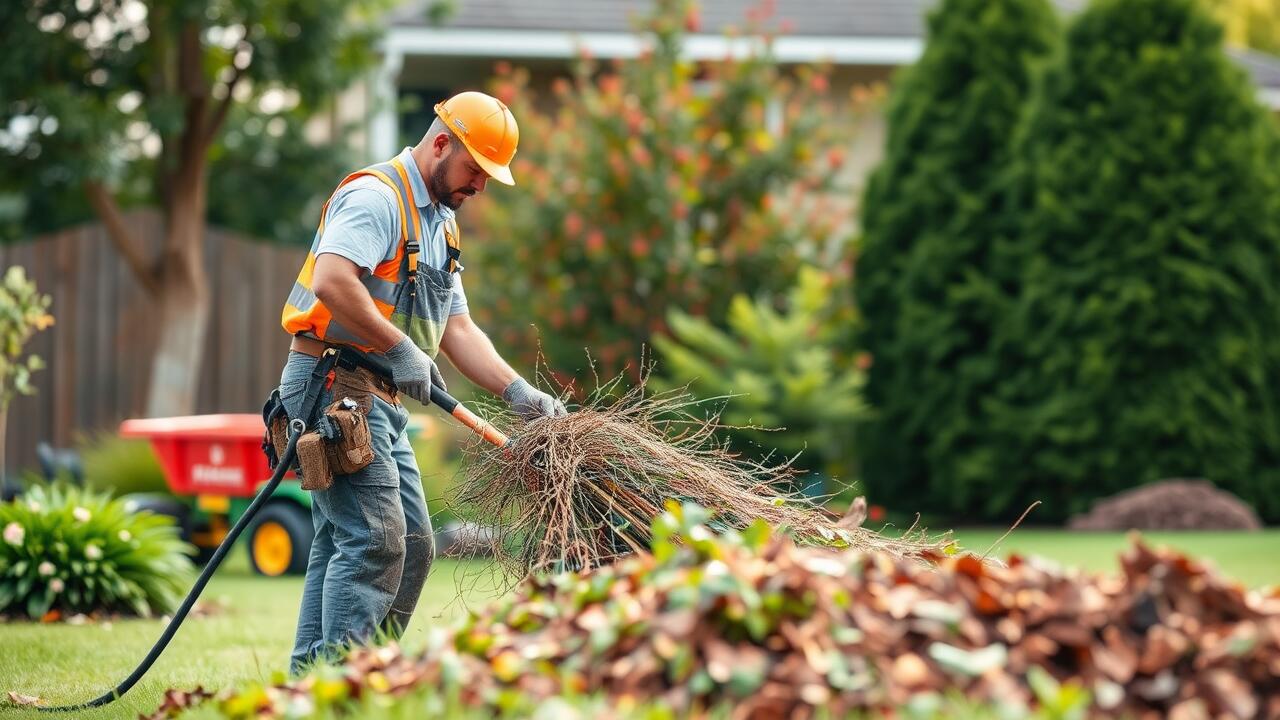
[119,414,313,577]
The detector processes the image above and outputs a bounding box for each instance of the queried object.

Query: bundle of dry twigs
[453,372,949,579]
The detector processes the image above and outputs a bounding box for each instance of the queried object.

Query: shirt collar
[398,147,455,223]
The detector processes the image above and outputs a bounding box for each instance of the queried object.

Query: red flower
[684,7,701,32]
[585,230,606,255]
[869,505,886,522]
[564,212,584,237]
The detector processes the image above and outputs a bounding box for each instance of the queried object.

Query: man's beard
[430,158,475,210]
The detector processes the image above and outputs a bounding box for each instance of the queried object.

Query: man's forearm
[439,315,519,396]
[311,256,404,353]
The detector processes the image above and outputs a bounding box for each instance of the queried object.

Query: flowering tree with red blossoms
[464,0,857,385]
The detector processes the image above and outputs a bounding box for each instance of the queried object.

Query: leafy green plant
[79,433,170,497]
[653,266,869,480]
[0,265,54,479]
[466,0,852,382]
[0,484,192,619]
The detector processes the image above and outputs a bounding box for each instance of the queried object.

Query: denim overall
[280,255,456,674]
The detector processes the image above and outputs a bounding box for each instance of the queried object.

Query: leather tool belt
[261,339,397,491]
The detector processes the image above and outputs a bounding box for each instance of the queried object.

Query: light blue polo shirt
[315,147,468,316]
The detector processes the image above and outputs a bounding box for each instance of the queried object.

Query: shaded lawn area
[1,529,1276,719]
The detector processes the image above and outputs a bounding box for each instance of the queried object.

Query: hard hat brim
[462,141,515,186]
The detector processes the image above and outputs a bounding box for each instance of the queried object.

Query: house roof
[389,0,931,39]
[384,0,1280,96]
[1228,48,1280,89]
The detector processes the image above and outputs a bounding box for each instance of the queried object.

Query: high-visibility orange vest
[281,155,461,352]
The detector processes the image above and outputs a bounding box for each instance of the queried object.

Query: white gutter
[382,27,923,65]
[378,27,1280,114]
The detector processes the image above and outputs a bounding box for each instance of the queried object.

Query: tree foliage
[0,0,384,415]
[1204,0,1280,53]
[0,0,378,242]
[985,0,1280,521]
[855,0,1060,517]
[464,0,852,382]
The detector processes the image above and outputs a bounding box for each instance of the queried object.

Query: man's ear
[432,133,452,157]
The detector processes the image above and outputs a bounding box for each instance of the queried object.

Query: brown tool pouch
[320,398,375,475]
[295,432,334,491]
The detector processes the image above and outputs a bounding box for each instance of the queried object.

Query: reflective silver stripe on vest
[323,317,369,346]
[286,281,317,311]
[361,274,399,305]
[287,275,397,311]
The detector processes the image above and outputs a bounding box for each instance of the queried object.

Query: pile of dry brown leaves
[452,375,948,579]
[144,515,1280,720]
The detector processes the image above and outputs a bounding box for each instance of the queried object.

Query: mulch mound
[1068,479,1262,531]
[145,528,1280,719]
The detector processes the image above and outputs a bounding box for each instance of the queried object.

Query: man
[275,90,565,674]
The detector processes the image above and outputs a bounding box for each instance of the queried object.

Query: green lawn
[0,550,502,720]
[1,529,1276,720]
[950,527,1280,588]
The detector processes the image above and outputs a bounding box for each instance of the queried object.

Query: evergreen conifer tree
[986,0,1280,521]
[855,0,1060,516]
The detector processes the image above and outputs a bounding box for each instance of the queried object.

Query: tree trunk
[144,164,211,418]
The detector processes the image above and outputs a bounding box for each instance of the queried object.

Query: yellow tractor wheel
[248,502,311,576]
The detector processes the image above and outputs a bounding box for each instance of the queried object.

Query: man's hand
[503,378,567,421]
[384,336,446,404]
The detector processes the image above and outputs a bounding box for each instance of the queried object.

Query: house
[337,0,1280,174]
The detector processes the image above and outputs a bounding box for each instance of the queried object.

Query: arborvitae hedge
[984,0,1280,521]
[855,0,1060,518]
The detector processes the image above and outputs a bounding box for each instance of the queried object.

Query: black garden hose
[37,418,307,713]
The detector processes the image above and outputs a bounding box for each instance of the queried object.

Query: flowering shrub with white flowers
[0,485,192,620]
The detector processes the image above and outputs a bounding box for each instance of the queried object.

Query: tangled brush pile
[453,375,949,578]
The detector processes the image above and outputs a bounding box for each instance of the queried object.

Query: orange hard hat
[434,91,520,186]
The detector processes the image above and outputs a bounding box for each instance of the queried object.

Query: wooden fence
[1,211,307,477]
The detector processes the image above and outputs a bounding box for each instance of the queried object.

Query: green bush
[855,0,1060,518]
[653,267,869,480]
[0,484,192,619]
[979,0,1280,521]
[79,433,170,497]
[466,0,849,382]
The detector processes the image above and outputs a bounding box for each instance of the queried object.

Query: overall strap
[299,349,341,423]
[444,216,462,273]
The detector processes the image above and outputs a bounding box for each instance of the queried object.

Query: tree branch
[205,59,246,148]
[84,180,160,297]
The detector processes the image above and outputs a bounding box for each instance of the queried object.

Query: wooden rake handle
[428,385,510,448]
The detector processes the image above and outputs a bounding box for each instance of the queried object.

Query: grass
[950,527,1280,588]
[0,548,502,720]
[0,527,1275,720]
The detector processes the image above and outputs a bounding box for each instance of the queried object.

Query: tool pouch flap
[321,397,375,475]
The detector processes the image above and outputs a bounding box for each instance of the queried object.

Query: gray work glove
[383,336,446,404]
[503,378,567,421]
